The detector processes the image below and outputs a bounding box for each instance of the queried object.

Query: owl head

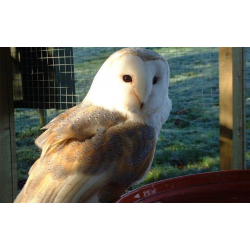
[85,48,172,128]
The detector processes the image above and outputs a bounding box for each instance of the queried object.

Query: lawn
[15,47,222,190]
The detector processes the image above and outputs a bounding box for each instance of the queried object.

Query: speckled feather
[15,102,156,203]
[112,48,166,62]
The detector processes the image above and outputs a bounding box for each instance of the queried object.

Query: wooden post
[39,109,46,128]
[0,47,17,202]
[219,47,246,170]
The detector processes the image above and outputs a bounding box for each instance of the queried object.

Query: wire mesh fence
[12,47,220,190]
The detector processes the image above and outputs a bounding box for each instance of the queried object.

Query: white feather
[85,49,172,138]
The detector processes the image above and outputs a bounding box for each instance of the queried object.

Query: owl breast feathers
[14,48,172,203]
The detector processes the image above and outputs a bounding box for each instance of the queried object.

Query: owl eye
[153,77,158,85]
[123,75,132,83]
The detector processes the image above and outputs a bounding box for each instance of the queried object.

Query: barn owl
[14,48,172,203]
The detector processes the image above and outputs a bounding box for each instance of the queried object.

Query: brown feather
[15,102,156,203]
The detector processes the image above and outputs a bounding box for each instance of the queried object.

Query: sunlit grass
[131,156,220,190]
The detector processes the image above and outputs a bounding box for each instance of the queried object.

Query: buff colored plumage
[14,48,172,203]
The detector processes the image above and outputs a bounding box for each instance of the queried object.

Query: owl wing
[15,103,156,203]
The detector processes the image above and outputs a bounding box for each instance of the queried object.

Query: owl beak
[132,89,145,111]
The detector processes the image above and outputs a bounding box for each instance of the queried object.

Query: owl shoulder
[35,102,126,155]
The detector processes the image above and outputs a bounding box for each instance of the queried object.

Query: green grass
[16,126,42,189]
[15,47,221,190]
[131,157,220,190]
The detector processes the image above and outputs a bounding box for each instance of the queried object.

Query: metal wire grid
[156,48,219,171]
[13,47,220,189]
[12,47,76,110]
